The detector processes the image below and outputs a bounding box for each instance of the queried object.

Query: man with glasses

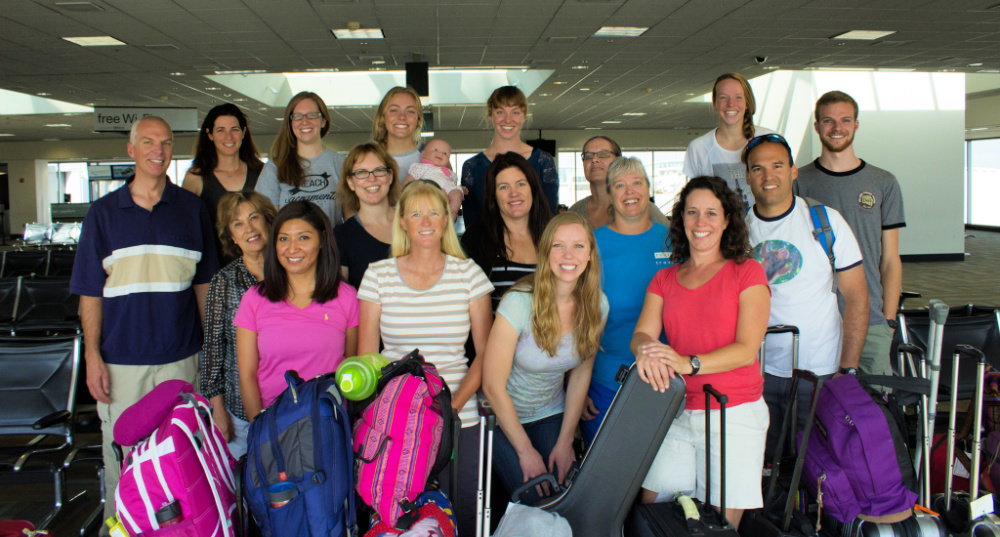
[743,133,869,461]
[569,136,667,229]
[795,91,905,378]
[71,116,218,524]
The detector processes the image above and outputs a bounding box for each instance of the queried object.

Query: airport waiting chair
[0,277,18,333]
[46,250,77,277]
[1,251,49,278]
[898,304,1000,401]
[15,277,80,335]
[0,333,84,529]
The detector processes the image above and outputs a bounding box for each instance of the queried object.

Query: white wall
[750,71,966,257]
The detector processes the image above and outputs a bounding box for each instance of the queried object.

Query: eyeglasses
[582,150,616,161]
[745,133,791,155]
[350,167,391,180]
[289,111,323,121]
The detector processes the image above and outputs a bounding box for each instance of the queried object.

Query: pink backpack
[113,379,237,537]
[354,351,452,529]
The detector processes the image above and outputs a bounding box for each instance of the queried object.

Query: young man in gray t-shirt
[795,91,906,378]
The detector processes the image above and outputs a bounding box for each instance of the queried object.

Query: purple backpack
[798,374,918,523]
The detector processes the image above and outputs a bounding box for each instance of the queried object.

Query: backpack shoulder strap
[803,196,837,293]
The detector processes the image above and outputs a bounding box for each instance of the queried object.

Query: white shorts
[642,397,769,509]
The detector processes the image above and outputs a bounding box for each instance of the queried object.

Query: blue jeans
[493,413,565,505]
[763,372,834,463]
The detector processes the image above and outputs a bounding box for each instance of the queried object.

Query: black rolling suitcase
[480,363,687,537]
[626,384,739,537]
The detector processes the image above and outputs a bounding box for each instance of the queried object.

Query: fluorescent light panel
[332,29,384,39]
[594,26,648,37]
[833,30,896,40]
[62,35,126,46]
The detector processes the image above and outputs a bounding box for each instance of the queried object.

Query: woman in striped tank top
[357,180,493,535]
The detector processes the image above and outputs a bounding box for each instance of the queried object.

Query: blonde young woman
[371,86,424,178]
[256,91,346,225]
[482,212,608,504]
[333,143,400,289]
[357,180,493,536]
[682,73,774,210]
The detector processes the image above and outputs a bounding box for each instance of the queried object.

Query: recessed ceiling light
[0,133,15,137]
[580,88,591,91]
[169,72,185,76]
[969,127,989,131]
[205,87,220,91]
[602,92,613,96]
[369,67,386,71]
[979,69,1000,73]
[275,117,284,121]
[594,26,648,37]
[538,93,551,97]
[553,81,567,85]
[968,63,984,67]
[584,127,601,130]
[833,30,896,41]
[305,68,340,72]
[233,98,247,102]
[602,120,621,124]
[332,28,385,39]
[36,92,51,96]
[420,131,435,138]
[214,70,267,75]
[661,102,670,106]
[62,36,126,46]
[572,65,588,70]
[371,60,386,65]
[45,124,72,128]
[763,66,779,70]
[623,112,647,116]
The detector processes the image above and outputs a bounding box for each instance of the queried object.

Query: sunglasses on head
[745,133,791,154]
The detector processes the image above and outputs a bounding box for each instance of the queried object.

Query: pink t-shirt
[647,259,769,410]
[233,281,360,408]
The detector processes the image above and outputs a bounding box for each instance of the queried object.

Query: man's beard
[820,131,854,153]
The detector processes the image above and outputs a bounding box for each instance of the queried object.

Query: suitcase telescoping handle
[702,384,729,528]
[761,325,800,375]
[955,344,987,501]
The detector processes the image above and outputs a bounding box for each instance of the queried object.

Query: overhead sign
[93,106,198,133]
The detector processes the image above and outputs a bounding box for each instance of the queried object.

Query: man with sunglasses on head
[569,136,667,229]
[795,91,905,380]
[743,133,869,462]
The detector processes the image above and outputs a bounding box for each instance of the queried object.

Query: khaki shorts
[642,397,769,509]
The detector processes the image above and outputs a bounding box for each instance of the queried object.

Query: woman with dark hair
[461,85,559,227]
[482,212,608,504]
[199,191,276,457]
[460,151,552,312]
[182,103,264,265]
[683,73,774,210]
[334,143,400,289]
[631,176,770,528]
[371,86,424,177]
[256,91,347,225]
[235,201,358,421]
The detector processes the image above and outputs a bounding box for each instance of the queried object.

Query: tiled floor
[1,230,997,533]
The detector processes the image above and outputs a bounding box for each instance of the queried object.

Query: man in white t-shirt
[743,133,870,462]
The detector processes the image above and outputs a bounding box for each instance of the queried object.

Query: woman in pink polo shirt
[235,201,359,421]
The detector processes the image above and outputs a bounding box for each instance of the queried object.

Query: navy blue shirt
[460,148,559,228]
[71,178,218,365]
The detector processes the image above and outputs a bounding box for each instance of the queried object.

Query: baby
[404,138,463,221]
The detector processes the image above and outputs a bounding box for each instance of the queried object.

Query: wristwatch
[886,319,899,330]
[689,355,701,376]
[838,366,858,375]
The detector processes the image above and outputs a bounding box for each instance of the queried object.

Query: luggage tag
[972,493,996,520]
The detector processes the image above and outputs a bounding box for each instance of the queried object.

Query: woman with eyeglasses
[357,180,493,536]
[333,143,400,289]
[683,73,774,211]
[461,86,559,228]
[256,91,347,225]
[632,176,770,528]
[460,152,552,313]
[371,86,424,181]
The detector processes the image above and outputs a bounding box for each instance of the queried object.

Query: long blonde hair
[510,212,603,360]
[390,180,465,259]
[372,86,423,147]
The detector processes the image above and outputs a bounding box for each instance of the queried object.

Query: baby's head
[421,138,452,168]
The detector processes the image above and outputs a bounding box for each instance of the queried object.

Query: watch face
[691,356,701,369]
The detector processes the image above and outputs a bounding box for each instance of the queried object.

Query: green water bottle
[336,352,390,400]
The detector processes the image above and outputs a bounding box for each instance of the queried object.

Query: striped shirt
[357,255,493,427]
[487,259,536,312]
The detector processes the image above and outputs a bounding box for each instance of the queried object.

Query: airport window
[967,138,1000,227]
[558,150,687,214]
